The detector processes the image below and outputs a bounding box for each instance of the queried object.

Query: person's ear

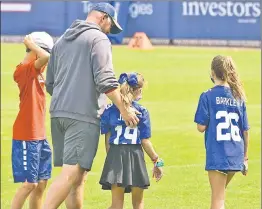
[103,14,108,20]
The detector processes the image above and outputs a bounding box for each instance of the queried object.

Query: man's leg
[63,121,100,209]
[43,119,100,209]
[63,120,100,209]
[43,118,72,209]
[42,164,85,209]
[50,118,65,167]
[65,172,88,209]
[29,180,47,209]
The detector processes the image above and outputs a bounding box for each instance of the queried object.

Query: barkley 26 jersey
[100,102,151,145]
[194,86,250,171]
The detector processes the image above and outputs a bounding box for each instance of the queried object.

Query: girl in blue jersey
[100,73,164,209]
[194,55,250,209]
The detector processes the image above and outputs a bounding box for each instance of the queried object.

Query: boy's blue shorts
[12,139,52,183]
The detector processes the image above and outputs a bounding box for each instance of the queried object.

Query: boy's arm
[24,35,50,70]
[105,132,111,153]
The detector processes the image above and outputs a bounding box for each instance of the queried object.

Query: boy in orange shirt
[11,32,53,209]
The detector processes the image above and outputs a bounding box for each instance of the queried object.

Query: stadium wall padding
[1,1,261,42]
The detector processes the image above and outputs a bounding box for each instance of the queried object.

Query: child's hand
[152,167,163,182]
[24,35,36,49]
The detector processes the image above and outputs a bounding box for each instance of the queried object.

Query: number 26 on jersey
[216,111,242,142]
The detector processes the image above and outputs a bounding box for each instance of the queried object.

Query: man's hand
[23,35,36,50]
[120,107,140,128]
[105,89,140,127]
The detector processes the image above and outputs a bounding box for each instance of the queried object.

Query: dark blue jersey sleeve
[139,108,151,139]
[194,93,210,126]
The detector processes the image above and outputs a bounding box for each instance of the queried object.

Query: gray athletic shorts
[51,117,100,171]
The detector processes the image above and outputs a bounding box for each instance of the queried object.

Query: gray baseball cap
[30,32,54,53]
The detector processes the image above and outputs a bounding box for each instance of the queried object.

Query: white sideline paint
[165,159,260,169]
[0,159,259,187]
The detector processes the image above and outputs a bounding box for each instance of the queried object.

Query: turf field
[1,44,260,209]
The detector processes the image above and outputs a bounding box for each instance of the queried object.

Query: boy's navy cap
[91,2,123,34]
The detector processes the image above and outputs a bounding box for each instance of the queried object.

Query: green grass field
[1,44,260,209]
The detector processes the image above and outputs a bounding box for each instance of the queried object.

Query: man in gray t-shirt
[43,3,139,209]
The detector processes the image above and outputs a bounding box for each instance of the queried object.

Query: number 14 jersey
[194,86,250,171]
[101,102,151,145]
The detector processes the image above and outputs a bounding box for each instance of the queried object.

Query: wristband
[155,158,164,168]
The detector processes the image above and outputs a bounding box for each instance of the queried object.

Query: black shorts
[216,170,241,175]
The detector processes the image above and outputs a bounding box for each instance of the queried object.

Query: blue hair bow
[118,73,138,87]
[118,73,128,84]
